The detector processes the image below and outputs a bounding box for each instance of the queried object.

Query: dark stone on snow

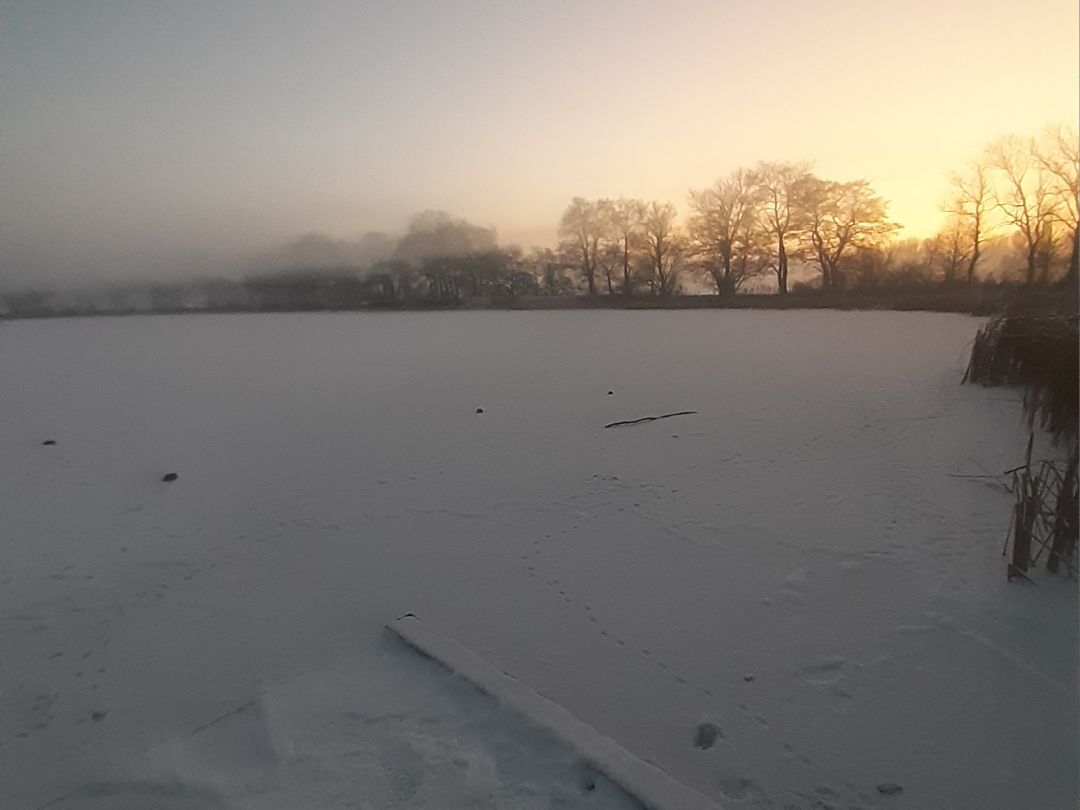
[877,783,903,796]
[475,408,484,414]
[693,721,722,749]
[607,390,614,395]
[161,472,179,482]
[41,439,57,446]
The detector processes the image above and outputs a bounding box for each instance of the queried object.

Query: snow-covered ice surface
[28,638,640,810]
[1,310,1076,809]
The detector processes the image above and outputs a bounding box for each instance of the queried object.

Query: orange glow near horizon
[2,0,1077,281]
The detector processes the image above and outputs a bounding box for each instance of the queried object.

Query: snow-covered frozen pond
[2,310,1076,809]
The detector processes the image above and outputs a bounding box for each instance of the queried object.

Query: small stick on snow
[604,411,698,429]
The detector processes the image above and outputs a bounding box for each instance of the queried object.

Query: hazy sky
[3,0,1078,285]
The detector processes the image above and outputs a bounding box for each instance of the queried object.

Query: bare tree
[592,199,620,295]
[921,235,943,279]
[642,201,682,296]
[850,243,904,289]
[558,197,604,295]
[607,198,646,296]
[598,242,620,295]
[987,136,1060,285]
[1035,217,1060,284]
[687,168,760,295]
[525,247,575,296]
[803,177,895,289]
[395,210,496,263]
[1034,124,1079,284]
[730,212,773,291]
[944,161,992,283]
[930,216,971,284]
[754,161,812,294]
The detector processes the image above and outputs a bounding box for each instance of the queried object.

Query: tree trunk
[944,254,957,285]
[719,246,733,297]
[777,238,788,294]
[1068,229,1079,286]
[818,249,832,289]
[966,244,981,284]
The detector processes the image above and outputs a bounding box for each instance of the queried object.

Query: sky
[2,0,1078,286]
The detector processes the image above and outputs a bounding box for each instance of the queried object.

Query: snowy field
[1,310,1076,809]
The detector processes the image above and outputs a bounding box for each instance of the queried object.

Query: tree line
[342,122,1077,306]
[2,125,1075,318]
[558,167,896,297]
[558,125,1078,298]
[367,124,1077,301]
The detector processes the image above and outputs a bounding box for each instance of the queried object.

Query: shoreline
[2,287,1075,321]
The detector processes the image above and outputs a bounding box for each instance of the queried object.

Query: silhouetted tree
[262,230,395,271]
[754,161,812,294]
[598,241,621,295]
[803,177,895,289]
[987,136,1060,285]
[396,210,496,264]
[642,201,682,296]
[849,243,904,289]
[1034,124,1079,284]
[930,217,971,284]
[945,161,993,283]
[607,198,646,296]
[368,258,414,300]
[558,198,604,295]
[688,169,761,295]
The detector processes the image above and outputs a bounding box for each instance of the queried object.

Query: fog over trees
[2,125,1076,318]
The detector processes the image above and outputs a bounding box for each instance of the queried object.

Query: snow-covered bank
[1,310,1076,809]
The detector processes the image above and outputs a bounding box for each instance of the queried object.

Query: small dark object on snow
[161,472,179,482]
[607,390,614,395]
[877,783,903,796]
[576,767,598,793]
[41,439,57,446]
[475,407,484,414]
[90,709,109,722]
[693,721,722,749]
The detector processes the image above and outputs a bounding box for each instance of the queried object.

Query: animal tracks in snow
[515,502,829,786]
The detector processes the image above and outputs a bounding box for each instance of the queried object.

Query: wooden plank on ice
[387,614,722,810]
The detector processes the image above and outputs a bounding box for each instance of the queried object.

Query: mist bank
[3,208,1075,320]
[6,125,1076,299]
